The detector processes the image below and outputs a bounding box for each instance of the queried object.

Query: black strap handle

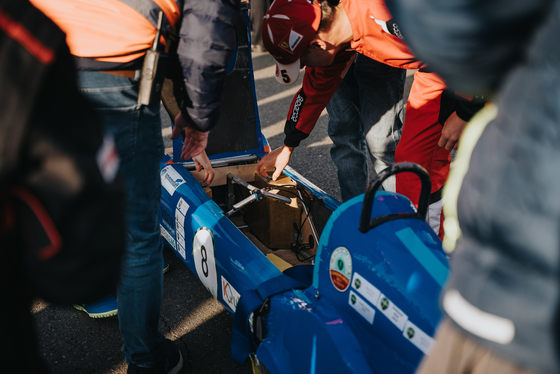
[359,163,431,233]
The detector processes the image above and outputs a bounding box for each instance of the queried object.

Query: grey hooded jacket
[387,0,560,372]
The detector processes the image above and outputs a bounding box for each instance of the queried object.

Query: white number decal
[193,227,217,298]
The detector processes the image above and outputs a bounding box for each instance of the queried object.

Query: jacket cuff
[456,96,486,122]
[284,137,302,148]
[283,122,309,148]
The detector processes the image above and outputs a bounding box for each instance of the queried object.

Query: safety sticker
[174,198,188,260]
[176,227,186,254]
[175,209,185,232]
[329,247,353,292]
[352,272,381,306]
[177,197,189,216]
[403,320,435,355]
[160,224,176,250]
[177,243,186,260]
[377,294,408,331]
[161,166,186,196]
[222,276,240,313]
[349,291,375,324]
[193,227,217,298]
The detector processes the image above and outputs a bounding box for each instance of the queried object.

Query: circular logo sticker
[329,246,352,292]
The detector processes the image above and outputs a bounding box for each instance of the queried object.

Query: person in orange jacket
[29,0,237,372]
[256,0,484,237]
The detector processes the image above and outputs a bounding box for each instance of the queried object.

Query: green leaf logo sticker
[380,297,389,310]
[407,327,415,339]
[338,259,344,270]
[354,278,361,289]
[350,294,356,305]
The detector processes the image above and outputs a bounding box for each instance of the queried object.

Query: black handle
[359,163,431,233]
[262,191,292,204]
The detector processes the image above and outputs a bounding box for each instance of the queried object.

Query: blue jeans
[77,71,165,367]
[327,55,405,201]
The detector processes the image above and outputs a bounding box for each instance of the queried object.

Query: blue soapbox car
[158,6,449,374]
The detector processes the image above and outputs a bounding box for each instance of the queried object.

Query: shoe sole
[169,350,183,374]
[73,304,118,318]
[163,263,170,274]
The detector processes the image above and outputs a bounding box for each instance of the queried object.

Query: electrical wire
[264,185,316,262]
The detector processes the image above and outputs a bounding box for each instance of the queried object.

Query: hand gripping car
[158,6,449,374]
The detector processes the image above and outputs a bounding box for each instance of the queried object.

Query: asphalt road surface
[32,50,414,374]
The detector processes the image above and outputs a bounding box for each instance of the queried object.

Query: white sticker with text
[403,320,435,355]
[222,276,241,312]
[349,291,375,324]
[177,198,189,216]
[377,294,408,331]
[161,166,186,196]
[160,224,176,250]
[352,272,381,306]
[175,209,185,232]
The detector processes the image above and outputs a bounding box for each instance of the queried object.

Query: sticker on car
[222,276,240,312]
[352,272,381,306]
[403,320,435,355]
[329,246,352,292]
[377,294,408,331]
[193,227,217,298]
[349,290,375,324]
[161,166,186,196]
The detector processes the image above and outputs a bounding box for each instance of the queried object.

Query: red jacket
[284,0,427,147]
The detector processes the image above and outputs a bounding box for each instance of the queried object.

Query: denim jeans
[77,71,165,367]
[327,54,406,201]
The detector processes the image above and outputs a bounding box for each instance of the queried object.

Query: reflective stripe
[0,8,54,64]
[28,0,181,63]
[442,104,497,252]
[443,289,515,344]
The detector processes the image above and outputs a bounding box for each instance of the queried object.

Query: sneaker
[74,262,168,319]
[127,339,184,374]
[73,294,118,318]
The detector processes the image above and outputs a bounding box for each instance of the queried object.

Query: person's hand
[256,146,294,180]
[192,151,215,186]
[439,112,468,151]
[170,112,209,160]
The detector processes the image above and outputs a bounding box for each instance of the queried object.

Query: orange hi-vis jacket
[29,0,241,133]
[29,0,181,67]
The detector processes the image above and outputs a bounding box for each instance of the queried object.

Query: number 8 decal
[193,227,217,298]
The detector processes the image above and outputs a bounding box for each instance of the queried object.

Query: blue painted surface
[283,166,341,212]
[227,188,449,374]
[395,227,448,288]
[159,163,282,315]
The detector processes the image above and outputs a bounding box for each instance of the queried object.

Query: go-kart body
[158,6,449,374]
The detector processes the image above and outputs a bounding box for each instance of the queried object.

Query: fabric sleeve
[176,0,240,132]
[386,0,553,95]
[284,51,356,147]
